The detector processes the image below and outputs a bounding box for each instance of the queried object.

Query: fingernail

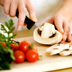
[34,18,37,22]
[61,41,65,44]
[31,17,37,22]
[30,14,37,22]
[64,35,67,39]
[62,35,67,43]
[18,26,22,30]
[68,33,71,42]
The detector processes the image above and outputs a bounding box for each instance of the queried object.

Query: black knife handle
[16,9,35,29]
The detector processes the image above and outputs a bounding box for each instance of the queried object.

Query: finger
[42,18,53,26]
[26,0,37,22]
[17,1,26,30]
[60,40,65,44]
[9,0,17,17]
[0,0,3,6]
[54,19,64,34]
[3,0,10,14]
[67,32,71,42]
[63,21,70,41]
[46,18,54,24]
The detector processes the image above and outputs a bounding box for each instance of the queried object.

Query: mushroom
[59,49,71,56]
[69,46,72,54]
[33,22,62,45]
[46,44,70,56]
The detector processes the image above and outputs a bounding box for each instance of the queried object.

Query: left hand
[44,14,71,43]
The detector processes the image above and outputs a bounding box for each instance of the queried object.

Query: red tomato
[19,40,31,53]
[26,50,39,62]
[10,43,19,52]
[1,42,6,49]
[14,50,25,63]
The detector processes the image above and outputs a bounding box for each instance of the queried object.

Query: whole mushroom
[33,22,62,45]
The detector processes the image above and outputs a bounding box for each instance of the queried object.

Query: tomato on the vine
[26,50,39,62]
[19,40,31,53]
[14,50,25,63]
[10,43,19,51]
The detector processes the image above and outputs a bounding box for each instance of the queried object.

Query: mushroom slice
[59,49,71,56]
[69,46,72,54]
[46,44,59,55]
[48,47,61,55]
[46,44,70,55]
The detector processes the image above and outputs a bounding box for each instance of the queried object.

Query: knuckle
[9,13,15,17]
[18,20,24,25]
[19,8,26,14]
[54,14,61,18]
[68,24,70,28]
[4,9,9,15]
[4,0,10,5]
[30,7,35,12]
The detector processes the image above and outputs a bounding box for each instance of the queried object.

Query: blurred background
[0,0,63,31]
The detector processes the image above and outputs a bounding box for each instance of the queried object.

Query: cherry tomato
[10,43,19,51]
[26,50,39,62]
[14,50,25,63]
[19,40,31,53]
[1,42,6,49]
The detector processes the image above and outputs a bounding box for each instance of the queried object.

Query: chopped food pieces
[46,43,72,56]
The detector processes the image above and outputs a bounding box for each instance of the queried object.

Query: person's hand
[45,14,71,43]
[0,0,37,30]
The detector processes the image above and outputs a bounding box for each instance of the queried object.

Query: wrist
[54,1,72,22]
[54,12,71,23]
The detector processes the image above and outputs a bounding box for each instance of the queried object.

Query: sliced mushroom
[46,43,70,56]
[33,23,62,45]
[59,49,71,56]
[46,44,59,55]
[69,46,72,54]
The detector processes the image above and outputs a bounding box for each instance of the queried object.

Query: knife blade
[16,9,37,31]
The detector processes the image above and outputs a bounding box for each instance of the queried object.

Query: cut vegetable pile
[0,19,40,70]
[46,43,72,56]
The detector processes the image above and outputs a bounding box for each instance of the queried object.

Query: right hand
[0,0,37,30]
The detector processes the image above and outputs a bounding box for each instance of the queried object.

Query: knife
[16,9,37,31]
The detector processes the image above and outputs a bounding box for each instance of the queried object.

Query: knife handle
[16,9,35,29]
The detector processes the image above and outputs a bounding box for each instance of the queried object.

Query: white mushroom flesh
[41,23,55,39]
[46,43,72,56]
[33,22,62,45]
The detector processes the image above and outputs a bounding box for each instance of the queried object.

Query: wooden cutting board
[1,36,72,72]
